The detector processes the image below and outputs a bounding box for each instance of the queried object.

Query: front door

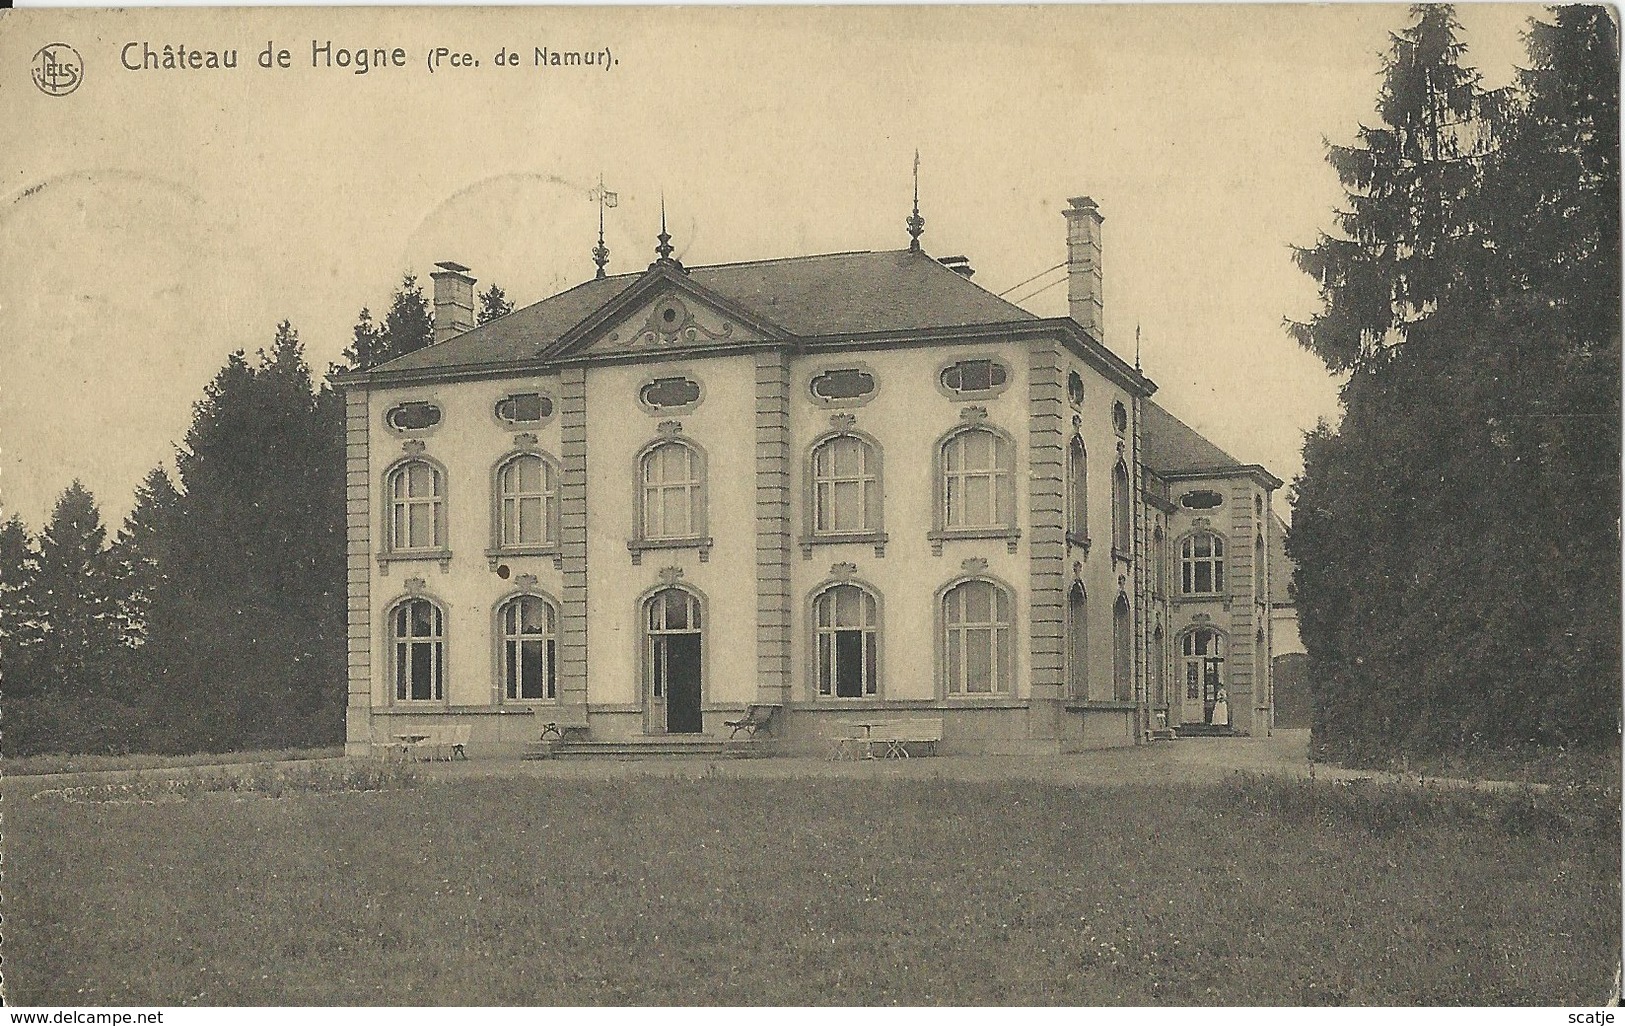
[1202,658,1223,724]
[664,634,703,734]
[646,588,703,735]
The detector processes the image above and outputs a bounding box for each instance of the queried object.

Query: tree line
[2,276,512,756]
[1289,6,1620,761]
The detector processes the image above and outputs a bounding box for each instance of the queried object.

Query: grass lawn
[8,774,1618,1005]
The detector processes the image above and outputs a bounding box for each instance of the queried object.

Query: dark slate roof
[1142,400,1243,475]
[376,249,1039,374]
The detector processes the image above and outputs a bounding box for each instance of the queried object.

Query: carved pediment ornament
[513,432,539,449]
[961,556,989,575]
[404,577,427,594]
[636,293,736,348]
[1072,561,1084,579]
[829,561,858,580]
[959,405,989,425]
[1073,414,1083,432]
[1193,517,1212,530]
[657,420,684,438]
[829,412,857,432]
[1118,574,1127,593]
[515,573,539,588]
[402,439,427,454]
[1192,612,1212,623]
[658,566,685,585]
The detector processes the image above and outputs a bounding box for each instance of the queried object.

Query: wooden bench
[724,704,779,739]
[874,718,944,758]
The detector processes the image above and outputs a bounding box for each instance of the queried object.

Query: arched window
[1066,582,1088,699]
[1151,526,1166,598]
[388,460,444,551]
[1180,532,1226,595]
[640,441,703,540]
[496,453,557,548]
[1113,594,1133,702]
[1255,532,1266,598]
[1111,460,1131,554]
[813,584,878,698]
[391,598,444,702]
[1067,437,1088,540]
[942,578,1013,695]
[940,428,1014,530]
[1150,624,1167,710]
[811,434,880,535]
[499,595,557,701]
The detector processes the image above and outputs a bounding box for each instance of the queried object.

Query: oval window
[639,376,702,410]
[1112,400,1128,434]
[1180,490,1224,510]
[1067,371,1085,406]
[940,359,1008,395]
[494,392,554,424]
[386,401,442,431]
[810,368,877,403]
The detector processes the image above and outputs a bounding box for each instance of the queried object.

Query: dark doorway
[664,633,703,733]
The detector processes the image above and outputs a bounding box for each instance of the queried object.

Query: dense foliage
[1289,6,1620,760]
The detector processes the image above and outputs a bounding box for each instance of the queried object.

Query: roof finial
[1135,324,1142,372]
[907,149,925,253]
[655,196,675,263]
[591,174,615,279]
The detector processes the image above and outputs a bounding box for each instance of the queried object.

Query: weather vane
[589,174,617,279]
[907,149,925,252]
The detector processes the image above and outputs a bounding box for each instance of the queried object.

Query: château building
[338,195,1281,756]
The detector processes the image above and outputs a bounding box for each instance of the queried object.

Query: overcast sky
[2,4,1540,530]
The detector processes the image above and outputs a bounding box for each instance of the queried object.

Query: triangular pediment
[546,264,789,360]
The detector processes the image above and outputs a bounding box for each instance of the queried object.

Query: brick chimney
[1063,197,1104,341]
[430,261,476,343]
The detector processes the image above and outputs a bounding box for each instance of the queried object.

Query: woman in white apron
[1211,686,1230,727]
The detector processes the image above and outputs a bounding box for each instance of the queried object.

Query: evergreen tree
[0,514,45,696]
[478,282,515,324]
[1289,5,1621,759]
[144,322,346,752]
[343,307,384,371]
[1288,4,1506,372]
[380,273,435,364]
[110,466,181,649]
[342,275,436,370]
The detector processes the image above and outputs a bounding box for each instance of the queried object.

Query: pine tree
[343,307,384,371]
[1288,4,1506,373]
[110,466,181,649]
[478,282,515,324]
[0,514,45,697]
[145,323,346,752]
[1289,5,1622,759]
[380,274,435,364]
[30,482,125,703]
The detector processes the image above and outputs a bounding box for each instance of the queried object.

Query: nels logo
[32,43,83,96]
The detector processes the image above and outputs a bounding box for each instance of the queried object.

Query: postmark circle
[32,43,83,97]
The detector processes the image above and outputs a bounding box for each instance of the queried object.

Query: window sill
[628,536,713,565]
[378,549,452,575]
[1173,593,1227,605]
[1111,547,1133,565]
[1065,700,1138,711]
[928,527,1020,556]
[800,531,888,559]
[376,705,536,716]
[1066,531,1092,554]
[486,546,563,571]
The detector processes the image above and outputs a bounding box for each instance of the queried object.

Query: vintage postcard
[2,2,1618,1012]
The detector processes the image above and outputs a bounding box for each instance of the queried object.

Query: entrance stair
[1173,723,1235,738]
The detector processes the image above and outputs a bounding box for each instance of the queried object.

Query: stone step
[1173,723,1236,738]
